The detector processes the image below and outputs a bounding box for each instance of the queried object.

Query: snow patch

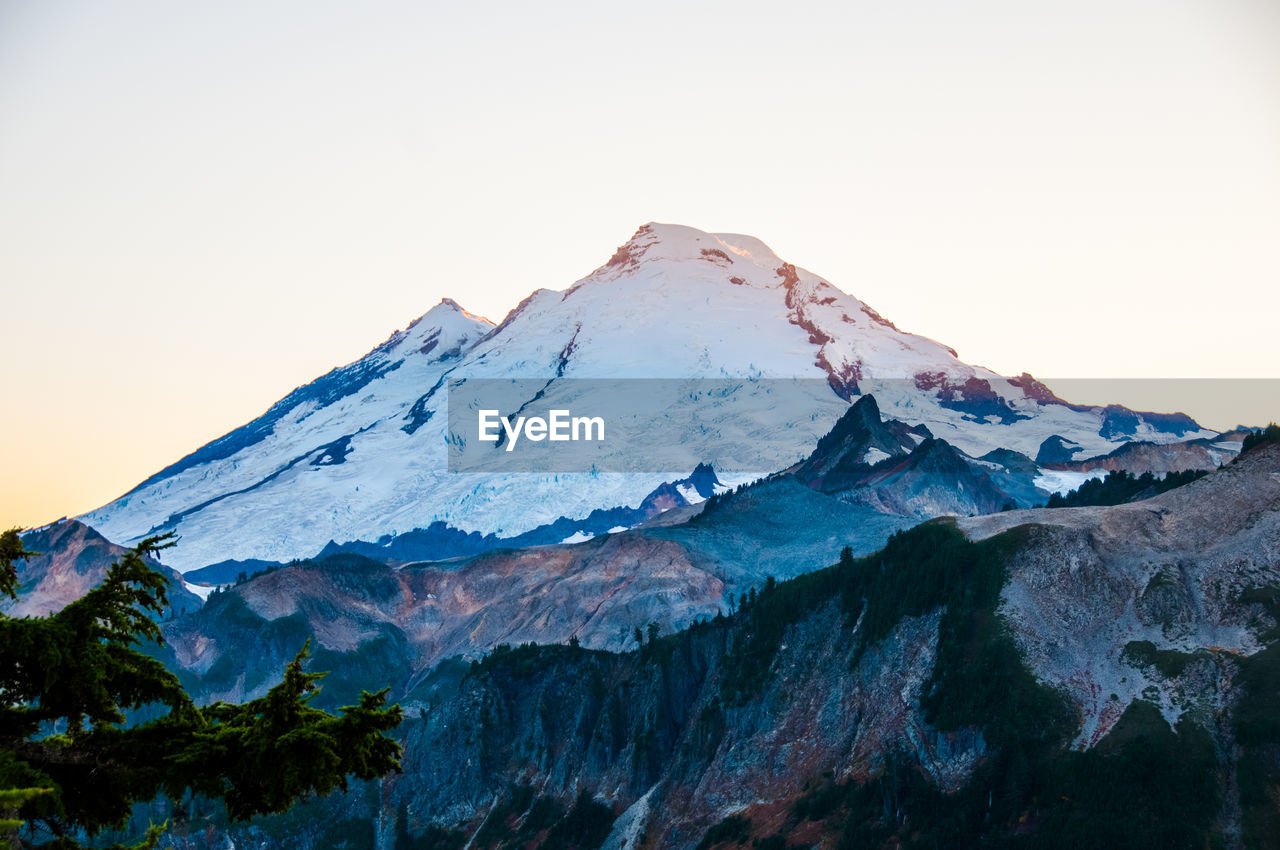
[599,786,657,850]
[183,581,218,601]
[675,483,708,504]
[863,447,892,465]
[1033,469,1108,496]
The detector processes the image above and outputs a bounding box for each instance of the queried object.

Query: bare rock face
[391,604,972,849]
[786,394,1043,518]
[1135,567,1198,631]
[5,519,200,618]
[163,533,729,685]
[159,472,917,702]
[1045,435,1241,476]
[960,444,1280,746]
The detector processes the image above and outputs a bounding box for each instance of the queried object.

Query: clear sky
[2,0,1278,529]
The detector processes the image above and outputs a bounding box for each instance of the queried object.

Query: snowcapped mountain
[80,223,1214,571]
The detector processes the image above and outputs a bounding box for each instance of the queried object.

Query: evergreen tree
[394,801,412,850]
[0,529,403,849]
[1242,422,1280,455]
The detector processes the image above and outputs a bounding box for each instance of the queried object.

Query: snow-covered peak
[433,297,492,325]
[608,222,785,272]
[390,298,493,361]
[577,222,792,291]
[404,297,493,338]
[79,223,1215,570]
[471,221,970,394]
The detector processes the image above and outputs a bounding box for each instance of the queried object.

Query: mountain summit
[81,223,1212,570]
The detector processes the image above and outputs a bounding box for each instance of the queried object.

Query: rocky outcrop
[787,395,927,490]
[7,519,200,618]
[1045,434,1240,475]
[962,444,1280,750]
[393,605,953,849]
[788,396,1038,516]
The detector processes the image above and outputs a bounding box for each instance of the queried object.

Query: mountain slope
[82,299,495,570]
[960,442,1280,748]
[158,480,915,696]
[155,445,1280,850]
[5,519,201,618]
[787,394,1044,516]
[1043,431,1245,475]
[81,223,1213,571]
[155,397,1065,693]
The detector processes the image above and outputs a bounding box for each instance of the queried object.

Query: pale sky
[2,0,1278,529]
